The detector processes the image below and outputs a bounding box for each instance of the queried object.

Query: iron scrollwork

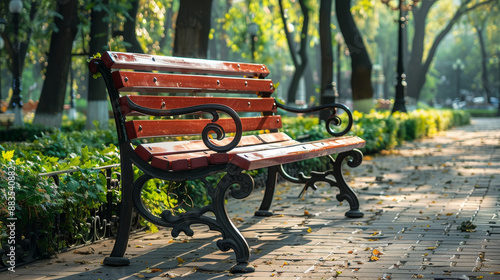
[126,97,242,153]
[275,101,353,137]
[277,149,364,218]
[130,164,255,272]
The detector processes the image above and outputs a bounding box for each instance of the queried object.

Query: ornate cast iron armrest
[275,101,353,137]
[126,96,242,153]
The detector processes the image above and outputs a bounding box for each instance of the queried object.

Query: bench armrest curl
[125,96,243,153]
[275,102,353,137]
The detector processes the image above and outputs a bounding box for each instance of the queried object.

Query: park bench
[88,51,365,273]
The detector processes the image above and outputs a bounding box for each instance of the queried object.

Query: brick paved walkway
[5,118,500,280]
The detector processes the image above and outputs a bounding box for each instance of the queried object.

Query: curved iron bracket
[126,96,242,153]
[275,101,353,137]
[131,165,255,269]
[277,149,364,217]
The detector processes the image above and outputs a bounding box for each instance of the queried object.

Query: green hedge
[281,109,470,155]
[0,109,470,257]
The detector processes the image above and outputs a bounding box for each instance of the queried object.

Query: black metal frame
[91,57,364,273]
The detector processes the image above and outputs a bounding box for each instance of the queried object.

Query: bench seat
[136,133,365,171]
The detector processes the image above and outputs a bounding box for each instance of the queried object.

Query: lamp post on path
[10,0,24,126]
[381,0,420,113]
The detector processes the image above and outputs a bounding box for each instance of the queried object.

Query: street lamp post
[0,18,6,109]
[248,22,258,63]
[382,0,419,113]
[452,59,464,100]
[393,2,408,113]
[10,0,23,126]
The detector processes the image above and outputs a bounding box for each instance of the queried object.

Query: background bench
[89,51,365,273]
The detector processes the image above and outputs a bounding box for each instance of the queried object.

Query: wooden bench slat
[120,96,277,115]
[151,152,212,171]
[150,139,301,171]
[135,132,292,162]
[112,71,275,95]
[102,51,271,78]
[230,136,366,170]
[125,116,282,139]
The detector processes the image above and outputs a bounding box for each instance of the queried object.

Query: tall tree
[335,0,374,113]
[279,0,310,104]
[319,0,334,121]
[173,0,213,58]
[113,0,143,53]
[473,20,493,101]
[406,0,497,102]
[33,0,79,127]
[86,0,110,129]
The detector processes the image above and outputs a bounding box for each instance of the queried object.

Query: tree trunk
[33,0,79,127]
[406,1,434,103]
[335,0,373,113]
[173,0,213,58]
[319,0,334,121]
[279,0,309,105]
[159,2,174,54]
[115,0,143,53]
[407,0,495,102]
[86,0,110,130]
[474,23,492,101]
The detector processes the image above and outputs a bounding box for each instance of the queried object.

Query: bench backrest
[89,51,281,150]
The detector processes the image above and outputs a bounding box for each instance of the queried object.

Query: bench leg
[103,161,134,266]
[331,150,364,218]
[279,149,364,218]
[212,165,255,273]
[254,165,279,217]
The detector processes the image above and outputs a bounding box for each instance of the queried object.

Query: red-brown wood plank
[125,116,282,139]
[149,139,301,171]
[230,136,366,170]
[119,95,277,115]
[111,71,275,95]
[136,134,268,161]
[101,51,271,78]
[209,139,300,165]
[151,152,211,171]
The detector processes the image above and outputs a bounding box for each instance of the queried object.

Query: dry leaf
[177,257,185,264]
[135,245,144,248]
[370,255,379,261]
[304,210,310,215]
[307,228,312,233]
